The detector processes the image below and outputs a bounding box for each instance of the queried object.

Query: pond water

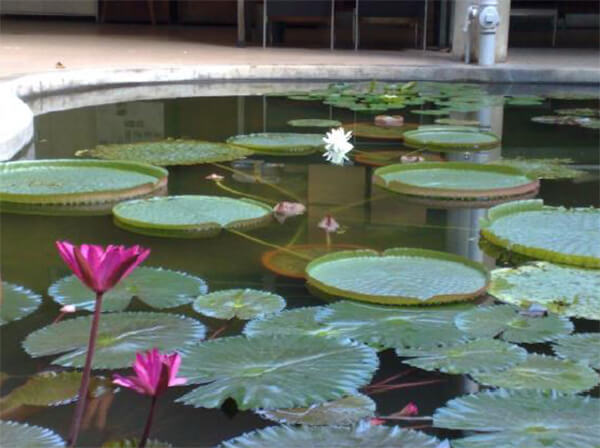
[1,82,599,447]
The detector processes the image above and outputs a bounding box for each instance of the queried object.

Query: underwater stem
[226,228,312,261]
[215,181,277,205]
[138,395,158,448]
[68,292,103,447]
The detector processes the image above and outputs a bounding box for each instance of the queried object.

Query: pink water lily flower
[113,349,187,397]
[56,241,150,294]
[318,215,340,233]
[273,201,306,223]
[397,402,419,417]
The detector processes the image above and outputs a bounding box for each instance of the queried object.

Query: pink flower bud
[318,215,340,233]
[60,305,76,313]
[205,173,224,181]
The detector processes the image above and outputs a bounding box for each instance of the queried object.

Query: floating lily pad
[0,160,168,209]
[433,389,600,448]
[374,162,538,200]
[261,244,367,279]
[257,394,376,426]
[76,139,252,166]
[317,301,472,350]
[403,127,500,152]
[480,200,600,268]
[288,119,342,128]
[226,133,324,155]
[490,158,585,179]
[0,421,65,447]
[306,248,489,305]
[553,333,600,370]
[177,335,378,410]
[546,92,599,100]
[555,108,599,117]
[343,122,418,140]
[489,262,600,320]
[354,150,443,167]
[112,195,272,238]
[471,354,599,393]
[243,307,343,339]
[410,109,451,116]
[1,283,42,325]
[192,289,285,320]
[49,267,208,312]
[580,118,600,129]
[531,115,592,126]
[396,339,527,374]
[504,98,544,106]
[434,118,480,126]
[454,305,573,343]
[218,423,442,448]
[23,312,205,369]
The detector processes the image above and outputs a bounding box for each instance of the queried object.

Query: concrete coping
[1,63,599,161]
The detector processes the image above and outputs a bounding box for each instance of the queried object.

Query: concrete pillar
[451,0,510,63]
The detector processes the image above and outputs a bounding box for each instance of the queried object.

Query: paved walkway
[1,18,598,77]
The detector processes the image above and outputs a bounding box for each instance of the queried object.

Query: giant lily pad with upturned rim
[0,283,42,326]
[48,267,208,312]
[489,262,600,320]
[0,159,167,207]
[0,421,65,447]
[433,389,600,448]
[373,162,539,200]
[23,312,205,369]
[479,199,600,268]
[402,127,500,152]
[112,195,273,238]
[218,424,442,448]
[76,139,253,166]
[226,133,324,156]
[192,288,285,320]
[176,334,378,410]
[305,248,489,305]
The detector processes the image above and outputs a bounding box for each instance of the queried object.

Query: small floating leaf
[0,421,65,447]
[410,109,451,116]
[287,119,342,128]
[471,354,599,393]
[454,305,573,343]
[0,283,42,326]
[243,307,341,339]
[489,262,600,320]
[177,335,378,410]
[218,423,441,448]
[434,389,600,448]
[489,158,585,179]
[555,108,599,117]
[192,289,285,320]
[77,140,252,166]
[480,200,600,268]
[403,127,500,152]
[396,339,527,374]
[226,133,324,155]
[306,248,489,305]
[553,333,600,370]
[23,312,205,369]
[257,394,375,426]
[49,267,208,312]
[113,195,272,238]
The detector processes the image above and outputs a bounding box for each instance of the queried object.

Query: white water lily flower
[322,127,353,166]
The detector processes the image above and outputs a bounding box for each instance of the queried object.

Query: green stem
[215,181,277,205]
[68,292,103,447]
[226,228,312,261]
[138,395,158,448]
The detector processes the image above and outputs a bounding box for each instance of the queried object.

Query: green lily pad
[353,150,444,167]
[553,333,600,370]
[0,421,65,447]
[305,248,489,305]
[489,262,600,320]
[489,158,585,179]
[374,162,538,200]
[218,424,442,448]
[555,108,599,117]
[23,312,205,369]
[403,127,500,152]
[76,139,252,166]
[504,98,544,106]
[1,283,42,326]
[580,118,600,129]
[177,335,378,410]
[192,289,285,320]
[226,133,324,156]
[410,109,451,116]
[480,200,600,268]
[471,354,599,393]
[112,195,273,238]
[287,119,342,128]
[454,305,573,343]
[343,122,418,140]
[0,159,167,208]
[243,307,343,339]
[396,339,527,374]
[256,394,376,426]
[434,389,600,448]
[49,267,208,312]
[546,92,599,100]
[317,301,472,350]
[434,118,480,126]
[531,115,591,126]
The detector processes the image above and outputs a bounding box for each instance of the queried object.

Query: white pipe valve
[479,6,500,29]
[477,0,500,66]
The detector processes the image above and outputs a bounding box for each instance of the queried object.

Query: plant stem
[226,228,312,260]
[215,181,277,205]
[138,395,158,448]
[68,292,103,447]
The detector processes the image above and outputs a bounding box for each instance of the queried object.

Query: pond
[1,81,599,447]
